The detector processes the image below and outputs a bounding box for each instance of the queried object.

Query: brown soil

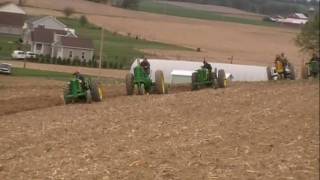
[0,76,318,179]
[158,0,264,20]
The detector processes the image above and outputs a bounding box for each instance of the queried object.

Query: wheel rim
[161,76,165,93]
[98,87,103,100]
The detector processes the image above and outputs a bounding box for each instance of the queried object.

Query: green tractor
[302,60,319,79]
[63,78,103,104]
[125,64,167,95]
[191,68,227,90]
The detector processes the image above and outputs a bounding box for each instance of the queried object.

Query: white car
[0,63,12,75]
[26,51,36,59]
[11,50,26,59]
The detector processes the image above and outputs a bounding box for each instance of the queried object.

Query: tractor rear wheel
[86,90,92,103]
[211,72,218,89]
[191,72,198,90]
[266,66,272,81]
[155,70,165,94]
[90,81,103,102]
[287,63,296,80]
[218,69,227,88]
[126,73,134,95]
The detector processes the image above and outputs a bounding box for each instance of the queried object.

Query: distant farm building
[0,3,26,35]
[25,16,94,61]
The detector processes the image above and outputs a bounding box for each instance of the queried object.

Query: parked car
[0,63,12,75]
[11,50,25,59]
[26,51,36,59]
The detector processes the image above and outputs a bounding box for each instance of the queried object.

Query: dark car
[0,63,12,75]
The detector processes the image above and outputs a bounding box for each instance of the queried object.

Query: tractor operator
[73,71,85,89]
[202,59,213,80]
[140,57,150,75]
[280,52,289,78]
[308,53,320,77]
[202,59,212,72]
[275,55,284,79]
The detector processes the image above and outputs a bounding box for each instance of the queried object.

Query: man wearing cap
[73,71,86,89]
[202,59,212,80]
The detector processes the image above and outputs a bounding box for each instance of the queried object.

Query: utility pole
[99,27,105,73]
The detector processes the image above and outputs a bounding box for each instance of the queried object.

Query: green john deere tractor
[191,68,227,90]
[125,64,167,95]
[63,78,103,104]
[302,60,319,79]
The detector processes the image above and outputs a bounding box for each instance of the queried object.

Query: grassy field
[59,18,192,69]
[0,35,19,59]
[10,67,124,83]
[135,0,277,27]
[12,67,73,81]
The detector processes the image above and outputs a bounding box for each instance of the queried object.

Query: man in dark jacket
[73,71,86,89]
[202,59,212,80]
[140,57,150,75]
[202,60,212,72]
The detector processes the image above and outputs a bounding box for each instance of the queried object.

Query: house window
[69,51,72,58]
[82,52,85,59]
[36,43,42,51]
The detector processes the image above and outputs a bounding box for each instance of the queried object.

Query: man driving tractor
[202,59,212,72]
[73,71,85,89]
[202,59,213,80]
[140,57,150,75]
[274,55,285,79]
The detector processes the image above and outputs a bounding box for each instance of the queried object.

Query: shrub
[51,57,57,64]
[44,55,51,63]
[73,58,81,66]
[81,60,87,67]
[66,58,71,65]
[79,15,88,26]
[62,58,67,65]
[102,61,107,68]
[87,60,92,67]
[63,7,74,17]
[57,57,62,64]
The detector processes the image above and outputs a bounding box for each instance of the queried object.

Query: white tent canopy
[130,59,269,84]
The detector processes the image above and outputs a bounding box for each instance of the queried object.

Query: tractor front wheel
[86,90,92,103]
[218,69,227,88]
[266,66,272,81]
[138,83,145,95]
[126,73,134,95]
[287,63,296,80]
[90,81,103,102]
[191,72,198,90]
[155,70,165,94]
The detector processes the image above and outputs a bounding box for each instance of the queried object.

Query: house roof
[0,11,25,27]
[60,36,94,49]
[28,16,66,29]
[0,3,26,14]
[31,27,67,43]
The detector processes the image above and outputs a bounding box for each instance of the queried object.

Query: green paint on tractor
[63,77,103,104]
[192,68,227,90]
[125,64,167,95]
